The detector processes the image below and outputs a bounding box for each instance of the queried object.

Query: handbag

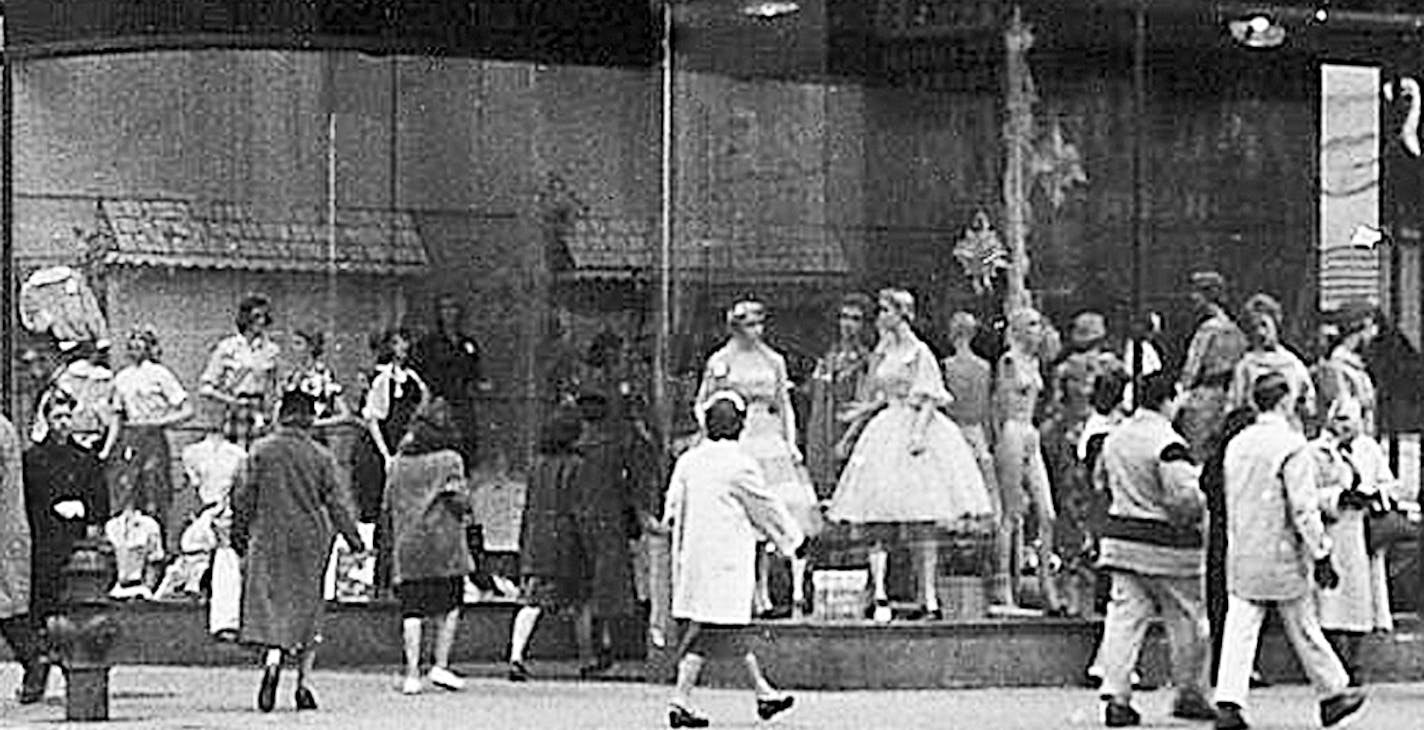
[1366,508,1415,554]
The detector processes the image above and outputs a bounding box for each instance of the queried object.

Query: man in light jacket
[1093,372,1215,726]
[1214,372,1365,730]
[662,391,804,728]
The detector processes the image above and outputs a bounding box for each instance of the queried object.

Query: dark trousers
[1325,630,1365,686]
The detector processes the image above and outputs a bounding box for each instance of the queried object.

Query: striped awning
[94,198,429,275]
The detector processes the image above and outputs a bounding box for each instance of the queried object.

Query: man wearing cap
[1092,371,1214,726]
[1176,272,1248,461]
[1214,372,1364,729]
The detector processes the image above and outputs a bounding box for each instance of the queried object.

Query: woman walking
[385,401,472,695]
[663,392,803,728]
[1311,397,1408,685]
[696,300,818,617]
[232,389,365,713]
[828,289,992,621]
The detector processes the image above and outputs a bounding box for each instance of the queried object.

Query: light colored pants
[1215,593,1349,708]
[1099,570,1210,700]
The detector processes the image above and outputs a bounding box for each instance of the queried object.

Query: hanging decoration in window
[953,209,1008,295]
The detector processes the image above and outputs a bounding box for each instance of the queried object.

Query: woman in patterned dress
[285,328,351,434]
[696,300,819,618]
[827,289,992,621]
[199,294,281,449]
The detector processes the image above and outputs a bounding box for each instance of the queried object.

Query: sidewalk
[3,664,1423,729]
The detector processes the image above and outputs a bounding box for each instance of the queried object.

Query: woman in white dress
[695,301,819,617]
[828,289,992,621]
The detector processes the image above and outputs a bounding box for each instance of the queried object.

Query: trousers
[1215,593,1349,707]
[1098,570,1210,700]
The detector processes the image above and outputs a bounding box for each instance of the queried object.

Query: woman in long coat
[233,389,365,713]
[1312,397,1408,685]
[0,412,46,704]
[663,392,803,728]
[385,402,473,695]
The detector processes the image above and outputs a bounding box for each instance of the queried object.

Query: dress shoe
[1214,702,1248,730]
[756,694,795,721]
[668,703,710,728]
[1320,688,1366,728]
[507,660,531,683]
[257,665,280,713]
[294,686,318,711]
[1172,691,1218,721]
[1248,670,1270,688]
[1104,701,1140,727]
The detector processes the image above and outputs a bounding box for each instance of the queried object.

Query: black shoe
[16,660,49,704]
[507,660,531,683]
[1320,688,1366,728]
[1248,670,1270,688]
[1215,702,1248,730]
[668,704,710,728]
[1172,691,1217,721]
[1105,701,1141,727]
[756,694,794,721]
[257,665,280,713]
[294,686,318,711]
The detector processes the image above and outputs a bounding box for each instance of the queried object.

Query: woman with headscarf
[384,401,472,696]
[232,389,365,713]
[827,289,992,622]
[1310,397,1409,686]
[199,294,280,449]
[805,294,873,499]
[695,300,818,618]
[992,306,1066,614]
[663,392,802,728]
[1226,293,1316,431]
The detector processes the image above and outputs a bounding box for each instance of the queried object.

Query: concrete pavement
[3,664,1424,729]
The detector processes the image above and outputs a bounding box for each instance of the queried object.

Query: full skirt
[827,406,992,525]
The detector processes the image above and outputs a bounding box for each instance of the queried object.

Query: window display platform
[5,602,1423,691]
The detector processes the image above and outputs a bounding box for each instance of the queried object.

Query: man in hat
[1176,272,1248,461]
[1213,372,1364,729]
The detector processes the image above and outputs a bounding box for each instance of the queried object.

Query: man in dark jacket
[24,390,108,621]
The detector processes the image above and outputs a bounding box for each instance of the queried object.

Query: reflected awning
[559,217,850,282]
[94,198,429,275]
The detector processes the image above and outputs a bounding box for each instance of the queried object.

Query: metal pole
[1130,0,1147,409]
[1382,64,1402,473]
[654,2,674,467]
[326,110,338,338]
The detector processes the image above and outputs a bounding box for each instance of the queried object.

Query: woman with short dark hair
[384,401,472,695]
[663,392,803,727]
